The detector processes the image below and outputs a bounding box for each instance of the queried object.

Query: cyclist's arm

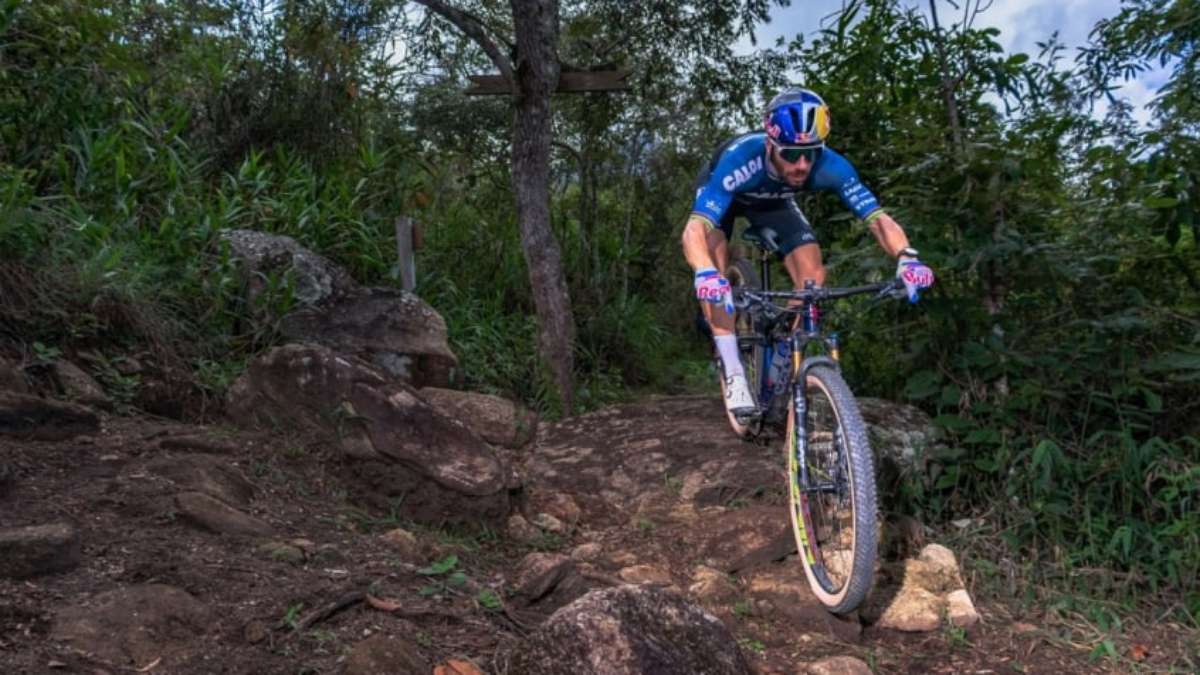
[682,215,721,271]
[682,164,737,271]
[809,148,912,257]
[864,210,912,258]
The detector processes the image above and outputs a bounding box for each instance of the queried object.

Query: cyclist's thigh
[745,200,817,256]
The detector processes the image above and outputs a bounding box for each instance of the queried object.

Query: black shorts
[691,163,817,257]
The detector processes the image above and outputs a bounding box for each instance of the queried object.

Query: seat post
[759,247,771,293]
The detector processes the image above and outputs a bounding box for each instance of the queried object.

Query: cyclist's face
[770,142,817,186]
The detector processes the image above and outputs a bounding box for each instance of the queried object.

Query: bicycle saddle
[741,226,782,254]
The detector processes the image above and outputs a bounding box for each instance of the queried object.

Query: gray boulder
[221,229,457,387]
[226,343,508,524]
[508,585,751,675]
[419,386,537,448]
[0,391,99,440]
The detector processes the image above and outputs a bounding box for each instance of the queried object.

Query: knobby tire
[785,363,877,614]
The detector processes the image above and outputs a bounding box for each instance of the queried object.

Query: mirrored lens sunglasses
[776,144,822,164]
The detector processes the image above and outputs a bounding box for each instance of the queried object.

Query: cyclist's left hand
[896,257,935,303]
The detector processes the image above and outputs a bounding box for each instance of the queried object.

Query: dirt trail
[0,395,1153,674]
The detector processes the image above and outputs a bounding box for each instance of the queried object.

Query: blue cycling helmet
[764,87,831,147]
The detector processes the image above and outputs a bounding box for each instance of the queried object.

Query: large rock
[862,543,975,632]
[282,288,458,387]
[419,386,537,448]
[857,397,939,474]
[148,455,255,507]
[0,391,99,440]
[221,228,358,306]
[697,506,794,573]
[507,586,752,675]
[344,633,430,675]
[174,492,273,537]
[50,360,113,411]
[221,229,457,387]
[226,344,508,524]
[510,552,590,619]
[0,522,82,579]
[52,584,210,668]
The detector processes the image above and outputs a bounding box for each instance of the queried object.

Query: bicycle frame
[734,247,896,568]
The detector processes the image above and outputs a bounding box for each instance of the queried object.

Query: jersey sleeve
[690,164,736,227]
[807,149,882,221]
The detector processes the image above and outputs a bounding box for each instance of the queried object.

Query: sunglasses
[774,143,822,164]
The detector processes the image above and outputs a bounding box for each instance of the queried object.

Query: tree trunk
[511,0,575,412]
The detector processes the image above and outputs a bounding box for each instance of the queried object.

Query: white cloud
[742,0,1164,125]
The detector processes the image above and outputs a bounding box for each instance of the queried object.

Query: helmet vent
[788,107,801,134]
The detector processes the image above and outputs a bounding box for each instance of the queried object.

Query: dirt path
[0,396,1184,673]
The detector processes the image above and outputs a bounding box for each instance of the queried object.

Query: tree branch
[411,0,516,90]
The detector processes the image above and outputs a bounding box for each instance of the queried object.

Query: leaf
[904,370,941,400]
[447,570,467,587]
[934,414,974,431]
[1143,350,1200,372]
[1143,195,1178,208]
[1129,643,1150,662]
[434,660,485,675]
[476,589,502,610]
[366,594,403,612]
[418,554,458,576]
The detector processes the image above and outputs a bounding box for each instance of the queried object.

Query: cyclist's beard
[781,164,810,186]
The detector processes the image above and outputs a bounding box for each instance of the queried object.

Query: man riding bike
[682,87,935,417]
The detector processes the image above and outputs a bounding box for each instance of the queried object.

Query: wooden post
[395,216,416,292]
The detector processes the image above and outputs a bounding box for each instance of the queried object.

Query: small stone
[874,585,943,632]
[687,565,736,602]
[244,620,269,644]
[380,528,420,559]
[506,515,540,543]
[918,543,959,573]
[806,655,873,675]
[530,512,566,534]
[617,564,673,586]
[257,542,305,565]
[569,543,602,562]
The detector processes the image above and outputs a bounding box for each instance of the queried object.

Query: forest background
[1,0,1197,643]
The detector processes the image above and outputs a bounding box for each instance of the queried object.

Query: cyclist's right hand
[694,268,734,314]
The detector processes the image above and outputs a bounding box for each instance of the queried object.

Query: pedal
[733,407,764,424]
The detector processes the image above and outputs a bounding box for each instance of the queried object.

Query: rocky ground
[2,232,1194,674]
[3,388,1193,674]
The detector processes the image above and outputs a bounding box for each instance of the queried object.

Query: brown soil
[0,401,1194,674]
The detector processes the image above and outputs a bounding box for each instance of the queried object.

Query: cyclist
[682,87,935,417]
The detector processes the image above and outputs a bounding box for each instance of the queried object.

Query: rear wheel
[784,363,877,614]
[716,258,764,438]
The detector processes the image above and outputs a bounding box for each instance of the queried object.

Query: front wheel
[785,362,877,614]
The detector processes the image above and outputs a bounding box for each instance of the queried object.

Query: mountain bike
[714,227,901,614]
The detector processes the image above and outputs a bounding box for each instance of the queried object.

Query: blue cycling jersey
[691,132,882,226]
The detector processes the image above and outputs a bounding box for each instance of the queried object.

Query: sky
[743,0,1168,126]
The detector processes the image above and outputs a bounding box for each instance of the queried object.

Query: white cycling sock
[714,334,744,379]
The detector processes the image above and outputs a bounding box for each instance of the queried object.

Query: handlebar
[731,279,902,312]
